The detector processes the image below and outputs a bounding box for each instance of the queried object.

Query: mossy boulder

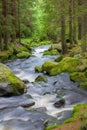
[70,72,87,90]
[35,66,42,72]
[35,75,48,82]
[51,44,62,52]
[50,57,82,76]
[43,49,59,55]
[42,57,82,76]
[17,51,31,58]
[0,63,27,96]
[42,61,58,74]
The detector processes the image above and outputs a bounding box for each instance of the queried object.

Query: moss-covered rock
[43,49,59,55]
[55,55,63,62]
[50,57,82,76]
[35,75,48,82]
[70,72,87,90]
[42,57,81,76]
[35,66,42,72]
[17,51,31,58]
[42,61,58,74]
[51,44,62,52]
[0,63,27,96]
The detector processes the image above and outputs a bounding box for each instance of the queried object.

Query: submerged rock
[54,98,65,108]
[0,63,27,96]
[35,75,48,83]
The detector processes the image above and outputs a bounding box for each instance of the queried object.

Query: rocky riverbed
[0,45,87,130]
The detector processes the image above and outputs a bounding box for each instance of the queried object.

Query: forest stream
[0,45,87,130]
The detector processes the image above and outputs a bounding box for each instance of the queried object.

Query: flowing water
[0,45,87,130]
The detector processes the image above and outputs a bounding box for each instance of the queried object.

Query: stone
[0,63,27,96]
[54,99,65,108]
[35,75,48,83]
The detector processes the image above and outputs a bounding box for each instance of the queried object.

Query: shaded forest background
[0,0,87,54]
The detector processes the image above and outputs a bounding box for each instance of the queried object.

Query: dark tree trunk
[2,0,8,50]
[11,0,17,42]
[78,0,82,40]
[61,15,67,54]
[73,0,77,44]
[17,0,21,43]
[69,0,73,45]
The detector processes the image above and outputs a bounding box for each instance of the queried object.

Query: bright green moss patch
[70,72,87,90]
[43,49,59,56]
[0,63,27,95]
[35,66,42,72]
[17,51,31,58]
[50,57,82,76]
[42,61,58,74]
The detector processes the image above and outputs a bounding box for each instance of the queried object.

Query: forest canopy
[0,0,87,54]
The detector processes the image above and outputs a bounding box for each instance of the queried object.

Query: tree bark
[73,0,77,44]
[69,0,73,45]
[61,15,67,54]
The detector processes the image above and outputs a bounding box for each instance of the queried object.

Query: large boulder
[70,72,87,90]
[42,61,57,74]
[42,57,83,76]
[0,63,27,96]
[50,57,82,76]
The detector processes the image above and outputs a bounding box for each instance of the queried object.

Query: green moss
[35,66,42,72]
[13,45,28,54]
[42,61,58,74]
[45,125,57,130]
[43,49,59,55]
[17,51,31,58]
[35,75,48,82]
[55,55,63,62]
[50,57,82,76]
[0,63,27,95]
[70,72,87,90]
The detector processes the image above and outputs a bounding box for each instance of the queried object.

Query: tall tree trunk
[17,0,21,43]
[61,15,67,54]
[81,0,87,52]
[73,0,77,44]
[69,0,73,45]
[78,0,82,40]
[11,0,17,42]
[2,0,8,50]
